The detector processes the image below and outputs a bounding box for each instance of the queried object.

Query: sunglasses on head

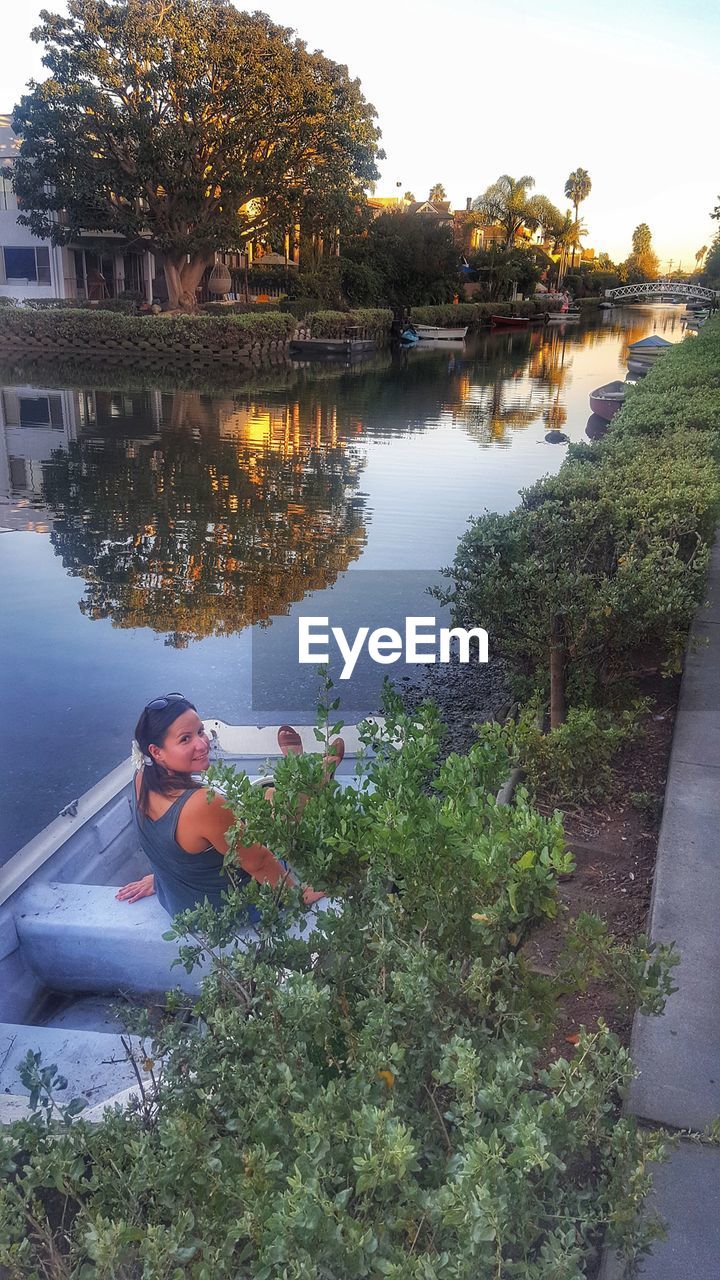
[144,692,186,712]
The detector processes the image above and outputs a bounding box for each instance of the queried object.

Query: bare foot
[323,737,345,780]
[278,725,303,756]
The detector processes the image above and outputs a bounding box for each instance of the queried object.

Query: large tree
[564,167,591,268]
[624,223,660,282]
[12,0,383,308]
[342,210,458,310]
[428,182,447,202]
[472,175,562,250]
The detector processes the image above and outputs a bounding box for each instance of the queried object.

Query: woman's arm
[202,792,324,903]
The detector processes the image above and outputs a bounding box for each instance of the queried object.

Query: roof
[0,113,21,163]
[406,200,452,217]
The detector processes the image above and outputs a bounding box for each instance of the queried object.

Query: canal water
[0,306,689,861]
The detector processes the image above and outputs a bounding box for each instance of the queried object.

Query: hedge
[0,306,296,360]
[309,307,393,339]
[410,300,547,329]
[445,318,720,722]
[23,295,140,313]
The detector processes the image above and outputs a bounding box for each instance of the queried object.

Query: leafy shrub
[0,295,17,308]
[0,693,676,1278]
[310,307,393,339]
[510,702,648,802]
[200,300,284,315]
[23,295,139,312]
[0,307,297,351]
[409,300,546,329]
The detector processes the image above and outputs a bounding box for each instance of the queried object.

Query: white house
[0,113,155,304]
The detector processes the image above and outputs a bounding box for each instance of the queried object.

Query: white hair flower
[131,739,147,770]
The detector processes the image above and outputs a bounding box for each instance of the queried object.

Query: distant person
[117,693,340,918]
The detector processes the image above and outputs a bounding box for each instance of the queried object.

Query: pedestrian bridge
[606,280,718,303]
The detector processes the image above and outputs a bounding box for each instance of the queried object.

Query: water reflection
[0,306,690,645]
[41,395,368,642]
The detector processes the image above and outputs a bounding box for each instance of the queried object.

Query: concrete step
[0,1021,154,1108]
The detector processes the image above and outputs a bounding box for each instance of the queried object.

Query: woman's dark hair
[134,695,202,816]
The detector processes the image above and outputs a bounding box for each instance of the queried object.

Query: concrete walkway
[602,539,720,1277]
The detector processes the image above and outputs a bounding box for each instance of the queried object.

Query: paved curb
[600,538,720,1278]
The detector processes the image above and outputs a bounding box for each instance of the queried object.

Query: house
[404,199,453,227]
[0,113,155,303]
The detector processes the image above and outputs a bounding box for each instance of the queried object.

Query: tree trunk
[162,253,213,311]
[549,615,566,729]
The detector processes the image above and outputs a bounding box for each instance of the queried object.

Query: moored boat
[545,309,581,323]
[290,336,376,357]
[588,379,628,421]
[626,335,674,372]
[490,314,531,328]
[412,324,468,342]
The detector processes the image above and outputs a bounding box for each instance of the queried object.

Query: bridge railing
[606,281,718,302]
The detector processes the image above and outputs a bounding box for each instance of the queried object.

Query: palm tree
[428,183,447,203]
[695,245,708,272]
[551,212,587,286]
[472,175,562,251]
[564,168,592,268]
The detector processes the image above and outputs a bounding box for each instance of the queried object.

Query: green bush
[200,300,284,315]
[0,306,297,351]
[310,307,393,339]
[0,694,676,1278]
[409,300,546,329]
[511,702,648,802]
[23,295,139,312]
[0,295,17,308]
[280,296,326,319]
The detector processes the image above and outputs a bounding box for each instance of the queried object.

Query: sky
[2,0,718,268]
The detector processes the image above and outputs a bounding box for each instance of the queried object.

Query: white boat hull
[413,324,468,341]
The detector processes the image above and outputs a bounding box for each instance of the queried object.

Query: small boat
[490,314,531,328]
[545,309,581,323]
[598,301,614,310]
[290,336,377,357]
[0,720,377,1120]
[626,335,674,369]
[412,324,468,342]
[589,379,627,421]
[400,327,420,345]
[687,301,710,313]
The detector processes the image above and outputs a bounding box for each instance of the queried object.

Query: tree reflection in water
[41,391,367,642]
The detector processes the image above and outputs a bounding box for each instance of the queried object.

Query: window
[2,245,51,284]
[18,395,63,428]
[0,170,17,211]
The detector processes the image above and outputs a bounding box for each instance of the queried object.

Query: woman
[116,693,338,917]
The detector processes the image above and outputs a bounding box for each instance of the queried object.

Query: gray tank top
[130,777,251,918]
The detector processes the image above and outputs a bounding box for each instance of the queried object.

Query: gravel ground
[396,654,513,756]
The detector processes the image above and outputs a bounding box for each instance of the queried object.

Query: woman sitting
[116,693,341,918]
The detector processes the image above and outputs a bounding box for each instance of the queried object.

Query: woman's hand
[116,874,155,904]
